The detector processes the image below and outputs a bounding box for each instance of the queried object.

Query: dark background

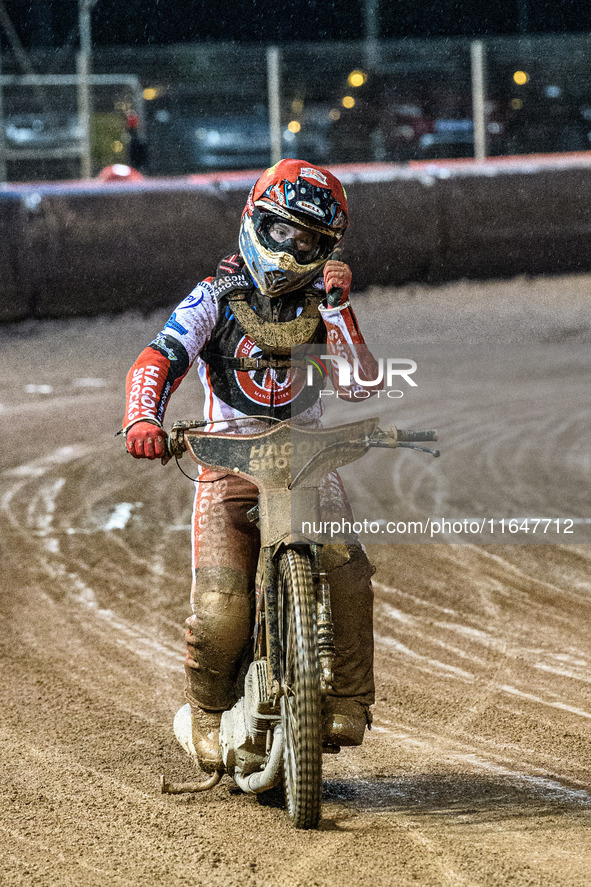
[2,0,591,48]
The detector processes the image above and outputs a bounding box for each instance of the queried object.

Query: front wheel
[278,548,322,829]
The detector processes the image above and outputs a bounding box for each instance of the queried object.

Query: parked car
[417,119,474,159]
[380,103,436,161]
[416,116,505,160]
[3,112,84,152]
[191,113,273,170]
[147,105,330,175]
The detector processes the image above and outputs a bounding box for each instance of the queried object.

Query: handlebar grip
[397,429,438,442]
[326,286,343,307]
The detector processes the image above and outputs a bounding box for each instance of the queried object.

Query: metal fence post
[0,48,6,183]
[77,0,93,178]
[267,45,282,166]
[471,40,488,161]
[363,0,380,71]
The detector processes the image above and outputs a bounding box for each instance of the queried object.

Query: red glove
[324,260,352,307]
[126,421,169,463]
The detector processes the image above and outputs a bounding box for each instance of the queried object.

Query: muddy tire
[278,548,322,829]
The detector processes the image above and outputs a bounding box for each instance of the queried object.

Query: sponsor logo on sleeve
[127,364,163,421]
[178,291,205,310]
[150,333,178,361]
[210,273,252,300]
[164,311,189,336]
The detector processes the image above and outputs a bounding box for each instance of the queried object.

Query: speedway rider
[123,160,378,772]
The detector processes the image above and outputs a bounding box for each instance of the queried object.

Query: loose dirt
[1,272,590,886]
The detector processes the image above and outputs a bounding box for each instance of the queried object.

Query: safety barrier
[0,195,27,322]
[434,159,591,279]
[1,154,591,321]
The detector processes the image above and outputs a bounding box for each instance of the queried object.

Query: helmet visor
[259,217,325,265]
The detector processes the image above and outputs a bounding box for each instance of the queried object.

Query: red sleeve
[319,302,383,397]
[123,346,189,428]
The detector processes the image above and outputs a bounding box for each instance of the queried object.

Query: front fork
[311,544,335,694]
[257,543,335,698]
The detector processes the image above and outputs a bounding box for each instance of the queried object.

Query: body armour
[200,257,326,421]
[123,252,380,434]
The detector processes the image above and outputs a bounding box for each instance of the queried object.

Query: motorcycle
[160,415,438,829]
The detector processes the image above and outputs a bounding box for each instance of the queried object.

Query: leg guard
[185,470,259,711]
[184,575,254,711]
[326,544,376,708]
[321,544,375,745]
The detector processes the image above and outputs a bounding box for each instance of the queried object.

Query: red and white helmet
[239,159,348,296]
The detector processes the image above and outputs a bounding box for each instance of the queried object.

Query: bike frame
[161,416,438,819]
[171,416,380,698]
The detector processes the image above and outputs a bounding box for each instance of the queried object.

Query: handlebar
[396,429,438,443]
[162,419,440,465]
[369,427,439,457]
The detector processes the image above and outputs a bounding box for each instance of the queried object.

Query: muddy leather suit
[123,255,378,717]
[184,470,375,714]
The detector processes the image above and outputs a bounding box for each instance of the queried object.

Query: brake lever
[398,442,440,457]
[367,438,440,457]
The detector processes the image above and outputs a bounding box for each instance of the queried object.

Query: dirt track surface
[1,273,591,886]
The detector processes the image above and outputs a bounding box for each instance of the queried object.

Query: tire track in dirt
[2,276,591,886]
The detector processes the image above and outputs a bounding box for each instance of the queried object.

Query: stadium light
[348,70,367,88]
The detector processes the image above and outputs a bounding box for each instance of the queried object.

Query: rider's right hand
[126,421,169,463]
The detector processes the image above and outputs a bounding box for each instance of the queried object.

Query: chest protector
[201,259,326,420]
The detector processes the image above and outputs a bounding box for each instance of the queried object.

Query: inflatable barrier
[2,154,591,321]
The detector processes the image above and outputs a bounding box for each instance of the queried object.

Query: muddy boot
[173,702,223,773]
[322,697,371,747]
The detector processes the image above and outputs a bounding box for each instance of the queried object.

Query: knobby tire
[279,548,322,829]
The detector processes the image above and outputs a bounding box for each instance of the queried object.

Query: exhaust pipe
[233,725,284,794]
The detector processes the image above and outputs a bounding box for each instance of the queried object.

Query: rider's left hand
[323,261,351,307]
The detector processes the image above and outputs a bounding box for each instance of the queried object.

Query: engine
[219,659,280,777]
